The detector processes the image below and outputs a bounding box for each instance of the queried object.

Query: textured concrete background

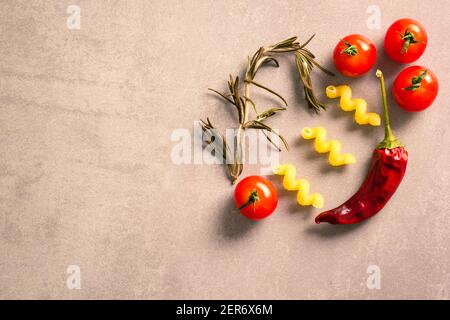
[0,0,449,299]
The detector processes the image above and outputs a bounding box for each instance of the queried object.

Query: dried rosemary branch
[295,35,336,112]
[201,36,333,184]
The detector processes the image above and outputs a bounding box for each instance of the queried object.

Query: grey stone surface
[0,0,449,299]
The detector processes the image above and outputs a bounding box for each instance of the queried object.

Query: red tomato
[384,18,427,63]
[392,66,438,112]
[234,176,278,220]
[333,34,377,77]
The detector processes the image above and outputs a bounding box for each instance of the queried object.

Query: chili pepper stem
[376,69,404,149]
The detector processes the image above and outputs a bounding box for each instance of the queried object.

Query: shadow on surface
[217,195,258,239]
[305,218,369,238]
[288,203,316,221]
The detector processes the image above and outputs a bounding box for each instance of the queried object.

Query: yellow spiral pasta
[326,85,381,126]
[301,126,356,166]
[273,164,324,208]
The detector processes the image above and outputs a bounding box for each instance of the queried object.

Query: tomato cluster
[332,18,438,112]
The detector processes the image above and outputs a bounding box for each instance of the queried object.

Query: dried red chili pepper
[315,70,408,224]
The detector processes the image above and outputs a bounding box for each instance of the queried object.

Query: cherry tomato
[392,66,438,112]
[333,34,377,77]
[234,175,278,220]
[384,18,427,63]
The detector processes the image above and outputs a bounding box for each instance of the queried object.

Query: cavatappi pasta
[273,164,324,208]
[326,85,381,126]
[301,126,356,166]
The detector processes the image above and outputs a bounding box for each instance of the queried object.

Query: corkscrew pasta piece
[273,164,324,208]
[301,126,356,166]
[326,85,381,126]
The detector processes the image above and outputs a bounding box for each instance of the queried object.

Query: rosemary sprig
[295,35,335,112]
[200,117,240,178]
[201,36,333,184]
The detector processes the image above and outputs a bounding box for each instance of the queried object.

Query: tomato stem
[341,40,358,56]
[404,69,427,91]
[376,70,404,149]
[238,189,260,211]
[399,29,420,54]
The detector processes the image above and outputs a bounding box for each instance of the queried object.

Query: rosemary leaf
[202,35,332,183]
[208,88,235,105]
[244,120,289,150]
[253,56,279,76]
[256,107,286,122]
[261,130,281,152]
[244,79,288,106]
[298,34,315,50]
[295,45,334,112]
[242,96,258,114]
